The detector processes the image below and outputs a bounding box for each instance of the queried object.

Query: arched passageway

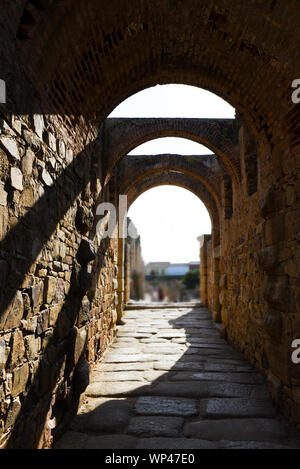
[0,1,300,449]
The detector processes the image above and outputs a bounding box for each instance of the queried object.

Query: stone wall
[0,114,118,448]
[1,0,300,445]
[217,135,300,426]
[122,218,145,303]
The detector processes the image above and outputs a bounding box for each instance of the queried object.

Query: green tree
[182,269,200,289]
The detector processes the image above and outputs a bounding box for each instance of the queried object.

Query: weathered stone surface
[41,168,53,186]
[10,167,23,191]
[22,148,34,176]
[1,137,20,160]
[0,148,9,180]
[22,316,38,334]
[259,188,280,219]
[31,282,44,309]
[77,299,90,328]
[135,396,197,417]
[258,246,278,271]
[33,115,44,139]
[49,304,61,326]
[9,330,25,368]
[36,310,49,335]
[0,338,8,373]
[54,305,300,449]
[4,397,21,431]
[55,278,65,302]
[85,381,146,397]
[24,335,41,361]
[0,182,7,206]
[4,291,24,329]
[12,363,29,398]
[73,327,88,365]
[0,206,8,239]
[57,139,66,159]
[43,277,57,304]
[41,131,53,151]
[128,416,184,437]
[141,344,185,354]
[2,0,300,447]
[102,353,157,363]
[170,371,264,384]
[21,187,34,208]
[150,381,269,399]
[71,399,132,433]
[184,418,288,442]
[199,398,277,418]
[96,362,153,372]
[92,371,144,382]
[263,276,289,307]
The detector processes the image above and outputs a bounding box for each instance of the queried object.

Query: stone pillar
[124,241,131,303]
[116,236,125,324]
[212,245,222,323]
[198,235,221,323]
[198,234,211,306]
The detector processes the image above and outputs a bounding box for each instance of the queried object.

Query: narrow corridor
[55,305,300,449]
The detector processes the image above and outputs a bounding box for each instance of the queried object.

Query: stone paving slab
[102,353,162,363]
[140,337,169,343]
[92,371,145,382]
[71,400,132,433]
[153,360,254,373]
[170,371,264,384]
[85,381,147,397]
[141,345,186,354]
[184,418,288,442]
[199,398,277,418]
[135,396,198,417]
[116,332,153,338]
[95,362,154,372]
[173,337,227,344]
[128,416,184,437]
[55,305,300,450]
[149,381,270,399]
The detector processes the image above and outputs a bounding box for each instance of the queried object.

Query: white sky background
[109,84,235,264]
[127,186,212,264]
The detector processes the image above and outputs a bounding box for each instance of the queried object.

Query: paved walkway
[55,305,300,449]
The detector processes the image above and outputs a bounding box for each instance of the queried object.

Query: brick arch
[126,170,220,247]
[103,118,240,187]
[13,0,300,148]
[118,154,223,213]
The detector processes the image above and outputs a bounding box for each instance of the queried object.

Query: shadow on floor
[54,306,300,450]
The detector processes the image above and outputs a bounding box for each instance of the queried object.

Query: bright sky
[128,186,211,264]
[109,84,235,264]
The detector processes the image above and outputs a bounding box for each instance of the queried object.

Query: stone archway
[0,0,300,448]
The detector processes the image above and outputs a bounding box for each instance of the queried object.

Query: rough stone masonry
[0,0,299,449]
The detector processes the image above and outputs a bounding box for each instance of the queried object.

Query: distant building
[145,261,199,276]
[145,262,170,276]
[167,263,189,276]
